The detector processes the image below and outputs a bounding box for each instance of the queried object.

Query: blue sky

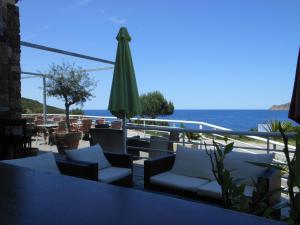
[19,0,300,110]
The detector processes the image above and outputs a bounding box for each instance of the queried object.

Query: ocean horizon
[84,109,295,131]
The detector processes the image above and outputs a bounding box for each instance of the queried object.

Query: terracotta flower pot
[55,131,82,154]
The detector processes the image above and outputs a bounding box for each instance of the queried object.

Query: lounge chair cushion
[150,171,210,192]
[65,144,111,169]
[197,180,254,199]
[171,145,215,180]
[224,151,274,186]
[99,167,131,183]
[2,153,60,174]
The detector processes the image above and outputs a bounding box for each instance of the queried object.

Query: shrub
[139,91,174,118]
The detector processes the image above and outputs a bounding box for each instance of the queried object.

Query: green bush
[139,91,174,118]
[70,108,85,115]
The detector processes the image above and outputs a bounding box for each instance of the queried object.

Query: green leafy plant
[139,91,174,118]
[250,124,300,224]
[205,141,246,207]
[70,108,85,115]
[205,141,277,217]
[186,132,201,142]
[266,120,293,133]
[179,123,201,142]
[46,62,96,131]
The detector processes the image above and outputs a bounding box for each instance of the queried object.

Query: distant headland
[269,102,290,110]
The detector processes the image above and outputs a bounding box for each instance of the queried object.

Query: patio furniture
[63,144,133,187]
[0,163,285,225]
[56,121,66,132]
[96,118,106,125]
[2,152,61,174]
[144,145,281,207]
[110,120,122,129]
[69,118,78,124]
[95,123,110,128]
[168,130,180,151]
[1,149,132,186]
[54,132,82,154]
[53,116,63,123]
[80,118,92,140]
[89,128,124,154]
[23,124,36,149]
[126,136,145,158]
[37,124,59,145]
[0,118,27,159]
[148,136,171,158]
[95,118,110,128]
[2,152,98,181]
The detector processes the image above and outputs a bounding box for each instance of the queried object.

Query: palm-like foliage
[266,120,293,132]
[206,142,280,217]
[249,123,300,224]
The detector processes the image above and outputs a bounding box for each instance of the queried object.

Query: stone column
[0,0,21,119]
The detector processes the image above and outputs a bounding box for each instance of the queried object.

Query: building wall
[0,0,21,119]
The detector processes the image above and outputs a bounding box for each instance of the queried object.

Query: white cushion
[171,145,215,180]
[197,180,254,199]
[65,144,111,170]
[2,153,60,174]
[99,167,131,183]
[224,151,274,186]
[150,171,209,192]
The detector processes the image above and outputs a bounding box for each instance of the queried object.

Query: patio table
[36,124,58,145]
[0,163,285,225]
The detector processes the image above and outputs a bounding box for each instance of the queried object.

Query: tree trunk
[65,103,70,132]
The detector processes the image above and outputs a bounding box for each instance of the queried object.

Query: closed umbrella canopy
[108,27,141,153]
[289,48,300,124]
[108,27,141,119]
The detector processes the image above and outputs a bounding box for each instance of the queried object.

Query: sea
[84,109,295,131]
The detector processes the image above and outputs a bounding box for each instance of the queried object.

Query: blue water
[84,109,295,131]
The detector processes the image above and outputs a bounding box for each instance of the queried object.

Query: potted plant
[46,62,96,153]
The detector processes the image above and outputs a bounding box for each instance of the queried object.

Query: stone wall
[0,0,21,119]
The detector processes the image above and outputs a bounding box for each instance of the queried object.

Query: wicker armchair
[80,119,92,140]
[111,120,122,129]
[89,128,124,154]
[148,136,171,159]
[55,152,133,187]
[96,118,106,125]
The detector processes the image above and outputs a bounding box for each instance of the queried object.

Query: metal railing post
[267,138,270,154]
[199,124,203,136]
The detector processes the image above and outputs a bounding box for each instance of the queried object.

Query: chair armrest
[104,153,132,169]
[258,168,281,207]
[144,154,175,187]
[56,159,98,181]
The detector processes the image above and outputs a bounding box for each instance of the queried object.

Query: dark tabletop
[0,163,285,225]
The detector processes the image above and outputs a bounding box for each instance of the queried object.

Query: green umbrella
[108,27,141,153]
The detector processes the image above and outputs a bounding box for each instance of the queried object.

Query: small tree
[46,62,96,131]
[140,91,174,118]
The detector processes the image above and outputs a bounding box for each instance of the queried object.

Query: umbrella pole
[123,115,127,154]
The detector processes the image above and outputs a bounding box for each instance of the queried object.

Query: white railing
[23,113,297,154]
